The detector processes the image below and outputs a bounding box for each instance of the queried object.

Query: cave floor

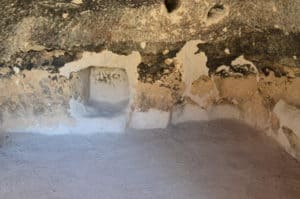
[0,120,300,199]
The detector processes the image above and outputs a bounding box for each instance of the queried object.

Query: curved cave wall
[0,0,300,160]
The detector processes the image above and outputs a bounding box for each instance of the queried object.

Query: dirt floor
[0,120,300,199]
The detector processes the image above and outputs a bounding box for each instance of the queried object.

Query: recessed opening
[164,0,180,13]
[207,4,225,18]
[205,3,229,25]
[77,66,130,118]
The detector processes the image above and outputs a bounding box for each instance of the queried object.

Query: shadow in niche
[207,3,225,18]
[164,0,180,13]
[75,66,131,119]
[83,99,130,118]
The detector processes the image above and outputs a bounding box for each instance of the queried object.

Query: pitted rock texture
[0,0,300,66]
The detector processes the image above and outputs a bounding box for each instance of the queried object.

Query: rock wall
[0,0,300,160]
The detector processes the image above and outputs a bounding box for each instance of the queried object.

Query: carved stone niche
[77,66,130,118]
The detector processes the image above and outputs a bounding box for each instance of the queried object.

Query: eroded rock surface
[0,0,300,160]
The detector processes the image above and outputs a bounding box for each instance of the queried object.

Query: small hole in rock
[164,0,180,13]
[208,4,225,18]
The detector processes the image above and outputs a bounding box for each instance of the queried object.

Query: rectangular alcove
[76,66,130,118]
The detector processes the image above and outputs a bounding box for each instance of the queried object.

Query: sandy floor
[0,120,300,199]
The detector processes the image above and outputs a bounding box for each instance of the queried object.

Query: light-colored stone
[162,49,169,55]
[224,48,230,55]
[134,83,175,111]
[13,67,20,74]
[284,78,300,107]
[189,76,219,108]
[164,58,173,65]
[140,42,147,49]
[89,67,129,104]
[176,40,208,87]
[208,104,241,121]
[129,109,170,129]
[62,13,69,18]
[171,104,209,125]
[71,0,83,5]
[274,100,300,138]
[214,76,258,103]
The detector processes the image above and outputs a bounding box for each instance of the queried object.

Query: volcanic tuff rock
[0,0,300,160]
